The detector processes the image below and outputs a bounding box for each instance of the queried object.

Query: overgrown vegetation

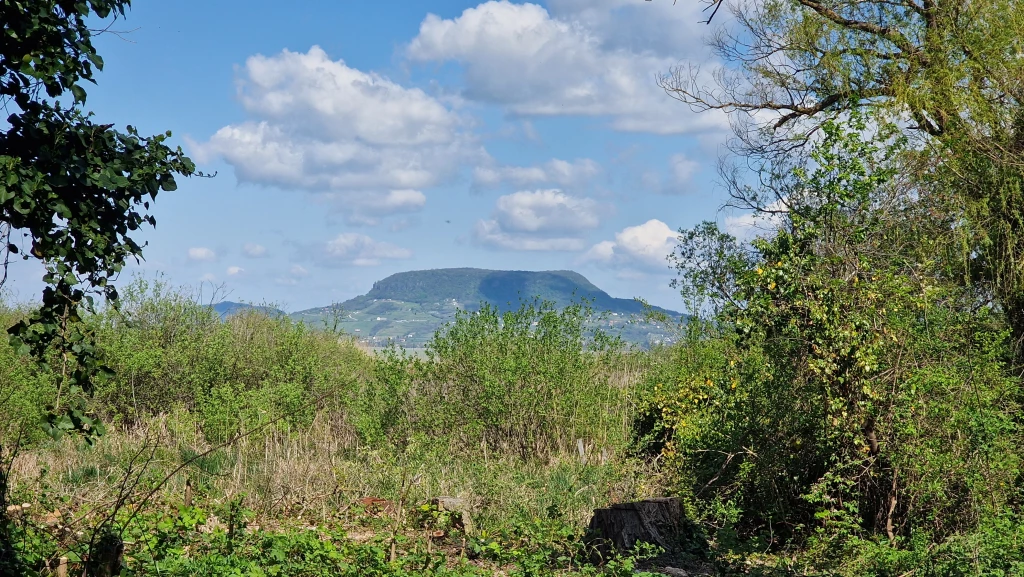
[4,0,1024,574]
[0,283,663,575]
[645,115,1024,573]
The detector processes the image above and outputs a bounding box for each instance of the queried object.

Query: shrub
[646,117,1024,567]
[358,300,631,460]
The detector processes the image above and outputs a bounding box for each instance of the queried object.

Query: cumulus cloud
[289,265,309,277]
[188,247,217,262]
[316,233,413,267]
[473,189,601,251]
[318,189,427,225]
[581,219,677,270]
[242,243,268,258]
[723,199,789,240]
[226,266,245,276]
[472,158,600,190]
[406,1,726,134]
[193,46,482,222]
[546,0,710,58]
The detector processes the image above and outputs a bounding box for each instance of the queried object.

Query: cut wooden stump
[432,496,474,536]
[586,497,687,557]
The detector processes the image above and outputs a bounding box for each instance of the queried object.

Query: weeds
[1,280,659,575]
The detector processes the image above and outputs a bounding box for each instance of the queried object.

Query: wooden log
[586,497,684,557]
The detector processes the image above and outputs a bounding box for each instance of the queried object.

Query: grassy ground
[5,415,668,576]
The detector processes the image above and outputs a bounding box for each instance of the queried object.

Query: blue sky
[7,0,751,312]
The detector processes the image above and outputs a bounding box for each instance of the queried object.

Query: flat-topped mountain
[338,268,679,317]
[291,268,682,347]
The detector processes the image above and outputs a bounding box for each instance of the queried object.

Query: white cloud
[276,264,308,286]
[242,243,268,258]
[472,158,600,190]
[546,0,710,58]
[496,189,601,232]
[406,1,726,134]
[724,199,789,240]
[640,153,703,194]
[193,46,482,221]
[188,247,217,262]
[585,240,616,262]
[474,220,587,251]
[473,189,601,251]
[317,233,413,267]
[669,153,700,187]
[226,266,245,276]
[318,189,427,225]
[199,273,217,282]
[581,219,677,270]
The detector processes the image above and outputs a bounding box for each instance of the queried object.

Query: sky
[5,0,754,312]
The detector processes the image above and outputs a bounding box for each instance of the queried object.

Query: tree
[658,116,1021,568]
[1,1,199,437]
[663,0,1024,356]
[664,0,1023,138]
[2,3,200,573]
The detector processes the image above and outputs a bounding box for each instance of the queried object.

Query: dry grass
[8,409,663,532]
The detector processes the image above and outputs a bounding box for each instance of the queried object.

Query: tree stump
[586,497,686,557]
[85,530,124,577]
[432,496,474,535]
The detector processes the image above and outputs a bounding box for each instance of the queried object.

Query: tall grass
[1,278,656,537]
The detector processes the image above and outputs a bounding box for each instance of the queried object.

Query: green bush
[0,302,52,448]
[82,276,368,441]
[645,117,1024,570]
[358,300,631,459]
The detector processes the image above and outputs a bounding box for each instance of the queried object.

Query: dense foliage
[639,116,1024,572]
[4,0,1024,574]
[634,0,1024,569]
[0,283,659,576]
[361,301,630,458]
[1,0,198,440]
[668,0,1024,358]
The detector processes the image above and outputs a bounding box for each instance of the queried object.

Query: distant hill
[291,268,682,348]
[340,268,680,316]
[211,301,285,319]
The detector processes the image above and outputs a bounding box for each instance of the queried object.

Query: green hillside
[338,268,678,315]
[291,268,682,347]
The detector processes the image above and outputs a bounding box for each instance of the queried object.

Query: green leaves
[1,1,132,108]
[70,83,86,103]
[662,114,1023,560]
[42,402,106,444]
[1,1,201,442]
